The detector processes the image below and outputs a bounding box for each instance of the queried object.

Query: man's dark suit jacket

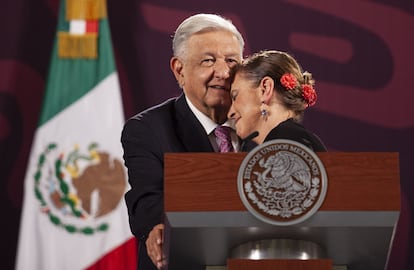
[121,94,215,270]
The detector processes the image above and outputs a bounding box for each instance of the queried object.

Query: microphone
[240,131,259,151]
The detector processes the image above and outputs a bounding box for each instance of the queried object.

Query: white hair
[172,13,245,59]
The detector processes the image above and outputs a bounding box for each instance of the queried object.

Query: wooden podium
[163,152,400,270]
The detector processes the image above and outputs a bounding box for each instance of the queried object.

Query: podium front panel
[164,152,400,270]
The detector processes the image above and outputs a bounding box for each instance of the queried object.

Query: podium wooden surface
[227,259,333,270]
[164,152,400,270]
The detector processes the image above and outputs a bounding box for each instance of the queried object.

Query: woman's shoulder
[266,119,327,151]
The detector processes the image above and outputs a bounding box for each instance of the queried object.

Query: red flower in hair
[302,84,317,106]
[280,73,297,90]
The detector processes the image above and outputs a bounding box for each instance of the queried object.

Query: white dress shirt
[185,96,239,152]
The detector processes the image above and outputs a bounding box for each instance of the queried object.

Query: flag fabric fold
[15,0,136,269]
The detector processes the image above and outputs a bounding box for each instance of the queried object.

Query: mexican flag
[15,0,136,269]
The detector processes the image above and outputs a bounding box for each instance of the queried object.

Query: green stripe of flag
[39,1,116,126]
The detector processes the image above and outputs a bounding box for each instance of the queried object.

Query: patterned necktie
[214,126,234,152]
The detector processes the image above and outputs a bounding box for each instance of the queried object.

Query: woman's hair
[172,13,245,59]
[237,50,316,121]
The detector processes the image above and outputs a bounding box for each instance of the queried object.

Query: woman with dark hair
[228,50,327,151]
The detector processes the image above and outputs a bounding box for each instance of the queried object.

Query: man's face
[173,30,242,122]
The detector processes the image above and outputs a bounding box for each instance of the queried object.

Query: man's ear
[170,57,184,87]
[260,76,275,103]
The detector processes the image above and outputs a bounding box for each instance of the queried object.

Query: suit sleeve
[121,116,164,240]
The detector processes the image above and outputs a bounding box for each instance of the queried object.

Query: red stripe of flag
[85,237,137,270]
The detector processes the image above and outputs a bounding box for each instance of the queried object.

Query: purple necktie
[214,126,234,153]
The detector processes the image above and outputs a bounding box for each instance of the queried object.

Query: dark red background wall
[1,1,413,269]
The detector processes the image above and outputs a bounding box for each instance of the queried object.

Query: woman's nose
[228,106,236,119]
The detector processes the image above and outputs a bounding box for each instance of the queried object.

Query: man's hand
[146,224,166,269]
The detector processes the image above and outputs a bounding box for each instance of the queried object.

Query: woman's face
[228,73,262,139]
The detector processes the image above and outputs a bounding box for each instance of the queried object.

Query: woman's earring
[261,109,268,120]
[260,102,268,121]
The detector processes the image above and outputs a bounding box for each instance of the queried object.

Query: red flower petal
[280,73,297,90]
[302,84,317,106]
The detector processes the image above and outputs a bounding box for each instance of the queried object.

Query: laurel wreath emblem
[238,139,328,226]
[33,143,109,235]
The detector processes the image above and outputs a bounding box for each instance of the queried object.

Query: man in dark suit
[121,13,245,270]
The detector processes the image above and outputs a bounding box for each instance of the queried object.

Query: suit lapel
[174,95,214,152]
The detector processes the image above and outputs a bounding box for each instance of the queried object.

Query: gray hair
[172,13,245,59]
